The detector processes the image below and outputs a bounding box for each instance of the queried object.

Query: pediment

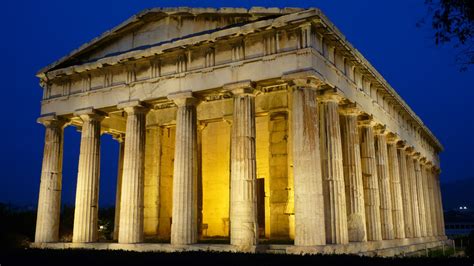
[39,7,303,74]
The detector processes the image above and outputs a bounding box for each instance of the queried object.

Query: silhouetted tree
[421,0,474,70]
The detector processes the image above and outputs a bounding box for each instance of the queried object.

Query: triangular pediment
[39,7,303,74]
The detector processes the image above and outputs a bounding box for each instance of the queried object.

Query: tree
[421,0,474,70]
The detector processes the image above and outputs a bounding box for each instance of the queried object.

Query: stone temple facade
[32,7,447,255]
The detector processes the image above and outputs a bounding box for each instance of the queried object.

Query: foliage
[0,203,117,249]
[0,203,36,249]
[421,0,474,70]
[465,230,474,257]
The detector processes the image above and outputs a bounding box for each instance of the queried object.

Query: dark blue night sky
[1,0,473,208]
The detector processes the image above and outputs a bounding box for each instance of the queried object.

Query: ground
[0,248,472,266]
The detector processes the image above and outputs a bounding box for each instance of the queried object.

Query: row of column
[290,80,445,246]
[34,79,445,249]
[34,83,259,249]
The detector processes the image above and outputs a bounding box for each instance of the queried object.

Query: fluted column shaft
[374,131,394,240]
[397,147,414,238]
[414,158,427,237]
[432,170,443,236]
[291,86,325,246]
[113,136,125,241]
[340,108,367,242]
[431,169,440,236]
[421,164,433,236]
[118,102,148,243]
[387,141,405,239]
[228,83,258,249]
[435,173,446,236]
[406,154,421,237]
[73,111,104,243]
[169,92,198,245]
[427,167,438,236]
[319,93,348,244]
[35,116,67,243]
[359,123,382,241]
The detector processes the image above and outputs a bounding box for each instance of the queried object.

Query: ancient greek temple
[32,7,447,256]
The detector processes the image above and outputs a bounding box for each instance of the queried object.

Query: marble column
[291,83,326,246]
[427,165,438,236]
[434,170,446,236]
[35,115,67,243]
[169,92,199,245]
[414,155,427,237]
[397,144,414,238]
[386,135,405,239]
[117,101,149,244]
[113,135,125,241]
[358,118,382,241]
[73,109,105,243]
[227,81,258,250]
[340,105,367,242]
[430,168,440,237]
[421,162,433,237]
[374,126,394,240]
[406,150,421,237]
[318,91,348,244]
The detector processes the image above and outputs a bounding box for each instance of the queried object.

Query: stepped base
[31,236,450,257]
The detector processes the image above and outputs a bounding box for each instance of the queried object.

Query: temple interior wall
[201,121,231,237]
[140,91,294,240]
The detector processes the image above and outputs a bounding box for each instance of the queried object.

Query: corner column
[35,115,68,243]
[374,126,394,240]
[72,109,105,243]
[340,105,367,242]
[434,169,445,236]
[386,135,405,239]
[290,80,326,246]
[358,117,382,241]
[227,81,258,250]
[169,92,199,245]
[318,91,348,244]
[117,101,149,243]
[397,143,414,238]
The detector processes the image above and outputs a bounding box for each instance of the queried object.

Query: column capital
[373,124,387,135]
[223,80,256,95]
[339,102,362,116]
[74,108,107,122]
[282,69,325,89]
[425,161,434,168]
[386,132,400,144]
[117,100,150,115]
[405,146,415,155]
[420,157,428,165]
[396,140,408,150]
[37,114,69,128]
[357,114,377,127]
[412,152,421,160]
[317,87,344,103]
[168,91,199,107]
